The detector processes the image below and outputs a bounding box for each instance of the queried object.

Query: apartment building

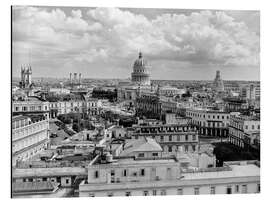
[131,123,199,155]
[79,156,260,197]
[12,115,50,166]
[186,108,230,137]
[229,115,260,150]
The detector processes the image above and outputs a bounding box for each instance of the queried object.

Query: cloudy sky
[12,6,260,80]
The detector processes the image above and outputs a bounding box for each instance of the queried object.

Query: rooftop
[119,137,162,156]
[13,167,87,178]
[181,163,260,180]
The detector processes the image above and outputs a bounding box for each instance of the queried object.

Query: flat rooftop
[13,167,87,178]
[92,156,178,167]
[182,164,260,180]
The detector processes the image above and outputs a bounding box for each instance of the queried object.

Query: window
[138,153,144,157]
[192,135,196,141]
[177,188,183,195]
[185,135,189,141]
[143,191,149,196]
[161,190,166,195]
[28,178,33,182]
[210,186,215,194]
[192,145,196,152]
[169,135,172,141]
[66,179,69,184]
[257,184,260,193]
[235,185,239,193]
[242,185,247,193]
[213,116,215,119]
[123,169,127,177]
[125,191,131,196]
[152,190,157,196]
[160,136,164,141]
[107,192,114,197]
[168,146,172,152]
[185,145,189,152]
[177,135,180,141]
[94,170,99,178]
[227,186,232,194]
[222,116,224,119]
[252,125,254,130]
[194,187,200,195]
[140,169,145,176]
[42,177,47,181]
[152,153,158,157]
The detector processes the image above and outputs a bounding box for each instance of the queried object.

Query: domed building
[131,52,151,86]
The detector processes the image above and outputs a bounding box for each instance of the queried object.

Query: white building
[186,108,231,137]
[12,115,50,166]
[13,97,50,119]
[79,157,260,197]
[229,115,260,149]
[49,99,102,118]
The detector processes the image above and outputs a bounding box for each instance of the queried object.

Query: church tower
[213,70,224,92]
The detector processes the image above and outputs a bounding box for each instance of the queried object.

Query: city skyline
[12,6,260,80]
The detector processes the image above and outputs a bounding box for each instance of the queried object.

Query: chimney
[74,73,77,82]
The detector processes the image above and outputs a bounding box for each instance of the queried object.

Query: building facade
[12,97,50,119]
[49,99,101,118]
[12,115,50,166]
[186,108,230,137]
[79,157,260,197]
[131,123,199,155]
[136,93,162,119]
[228,115,260,150]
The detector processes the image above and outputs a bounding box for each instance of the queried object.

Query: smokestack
[74,73,77,82]
[79,73,82,84]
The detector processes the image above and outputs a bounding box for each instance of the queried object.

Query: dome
[131,52,151,86]
[134,52,147,68]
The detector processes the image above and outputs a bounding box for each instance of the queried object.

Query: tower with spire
[20,64,32,88]
[213,70,224,92]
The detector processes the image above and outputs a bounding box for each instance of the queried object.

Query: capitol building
[131,52,151,86]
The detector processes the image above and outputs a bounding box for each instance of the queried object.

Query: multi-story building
[49,99,101,118]
[79,156,260,197]
[223,97,249,113]
[12,97,50,119]
[136,93,162,119]
[12,115,50,166]
[228,115,260,150]
[241,84,260,101]
[131,123,199,155]
[186,108,230,137]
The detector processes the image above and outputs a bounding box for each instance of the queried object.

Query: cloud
[12,6,259,78]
